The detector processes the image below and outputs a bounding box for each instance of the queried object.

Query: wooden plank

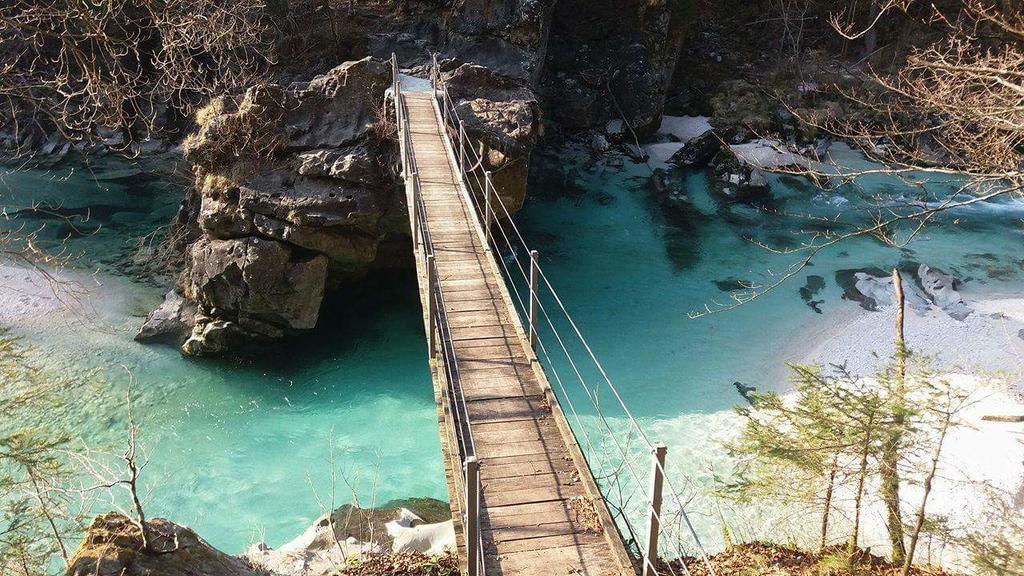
[486,532,608,557]
[451,335,521,349]
[475,439,563,460]
[484,542,619,576]
[481,481,585,508]
[465,396,550,424]
[480,456,576,481]
[481,500,580,529]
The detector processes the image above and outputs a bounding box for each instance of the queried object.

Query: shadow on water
[190,267,428,380]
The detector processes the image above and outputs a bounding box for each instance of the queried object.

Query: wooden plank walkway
[401,91,635,576]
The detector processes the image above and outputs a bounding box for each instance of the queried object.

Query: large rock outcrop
[441,63,542,213]
[140,54,546,355]
[139,57,404,356]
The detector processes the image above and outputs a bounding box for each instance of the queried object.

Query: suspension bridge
[391,55,717,576]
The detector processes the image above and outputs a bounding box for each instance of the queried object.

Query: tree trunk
[881,268,908,564]
[27,467,69,565]
[903,410,953,574]
[849,411,876,555]
[821,453,839,551]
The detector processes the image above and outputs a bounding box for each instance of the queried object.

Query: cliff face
[539,0,690,136]
[139,0,690,355]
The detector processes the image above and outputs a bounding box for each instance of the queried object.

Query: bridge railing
[429,54,718,576]
[392,54,485,576]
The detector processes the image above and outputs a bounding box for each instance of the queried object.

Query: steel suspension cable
[432,71,715,575]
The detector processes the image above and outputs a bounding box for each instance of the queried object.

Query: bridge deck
[403,91,632,575]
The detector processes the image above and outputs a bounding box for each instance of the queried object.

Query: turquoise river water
[1,144,1022,554]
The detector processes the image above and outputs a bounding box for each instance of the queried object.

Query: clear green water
[503,144,1024,551]
[2,146,1022,555]
[0,163,446,553]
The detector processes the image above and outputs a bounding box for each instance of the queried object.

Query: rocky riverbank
[66,498,455,576]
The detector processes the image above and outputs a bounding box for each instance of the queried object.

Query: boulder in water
[668,130,721,168]
[180,237,328,355]
[851,271,931,312]
[918,264,973,320]
[135,290,197,345]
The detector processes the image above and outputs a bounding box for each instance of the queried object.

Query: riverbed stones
[918,264,973,320]
[668,130,721,168]
[135,290,197,345]
[852,271,931,313]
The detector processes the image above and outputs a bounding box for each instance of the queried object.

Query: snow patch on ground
[657,116,712,142]
[731,139,809,169]
[643,116,714,165]
[0,263,69,322]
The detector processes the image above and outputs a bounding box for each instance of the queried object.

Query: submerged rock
[799,275,825,314]
[918,264,973,320]
[715,277,754,292]
[734,381,756,404]
[135,290,197,345]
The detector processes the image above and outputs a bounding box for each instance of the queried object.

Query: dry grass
[330,551,459,576]
[666,543,957,576]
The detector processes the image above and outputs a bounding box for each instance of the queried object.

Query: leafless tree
[69,369,158,552]
[0,0,274,154]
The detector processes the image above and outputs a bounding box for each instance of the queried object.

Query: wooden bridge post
[458,120,466,173]
[465,456,481,576]
[442,87,448,127]
[484,171,493,250]
[643,444,668,576]
[411,171,419,251]
[426,253,437,358]
[529,250,539,350]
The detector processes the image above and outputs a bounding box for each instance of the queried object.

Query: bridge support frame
[458,120,466,172]
[411,170,419,250]
[644,444,668,576]
[529,250,539,350]
[484,171,493,250]
[465,456,481,576]
[426,253,437,358]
